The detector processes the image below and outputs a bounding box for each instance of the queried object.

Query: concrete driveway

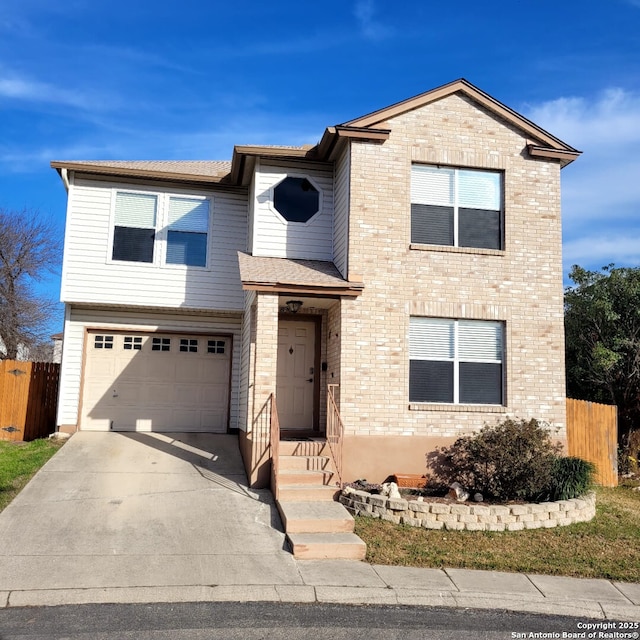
[0,432,302,592]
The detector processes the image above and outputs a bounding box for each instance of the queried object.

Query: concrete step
[278,501,355,534]
[277,469,334,485]
[287,532,367,560]
[277,484,338,502]
[279,440,327,457]
[279,455,332,471]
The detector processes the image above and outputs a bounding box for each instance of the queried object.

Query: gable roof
[338,78,581,166]
[51,79,581,189]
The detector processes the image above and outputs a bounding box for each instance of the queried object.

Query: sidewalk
[2,561,639,621]
[0,432,637,620]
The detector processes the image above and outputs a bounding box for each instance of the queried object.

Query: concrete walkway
[0,432,637,621]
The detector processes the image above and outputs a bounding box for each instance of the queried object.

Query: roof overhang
[527,145,582,164]
[50,161,235,187]
[341,78,582,167]
[237,252,364,297]
[229,127,391,186]
[229,145,316,186]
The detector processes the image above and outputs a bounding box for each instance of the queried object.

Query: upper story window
[166,197,209,267]
[409,318,504,405]
[112,192,157,263]
[411,165,503,250]
[112,190,210,267]
[273,177,320,223]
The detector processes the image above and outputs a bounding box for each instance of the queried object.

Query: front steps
[274,439,366,560]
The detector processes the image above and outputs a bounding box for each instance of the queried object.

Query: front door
[276,320,316,430]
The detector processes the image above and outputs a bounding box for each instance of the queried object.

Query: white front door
[276,320,316,430]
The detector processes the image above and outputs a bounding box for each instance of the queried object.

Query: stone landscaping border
[340,489,596,531]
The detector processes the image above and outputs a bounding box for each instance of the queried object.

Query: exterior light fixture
[285,300,303,313]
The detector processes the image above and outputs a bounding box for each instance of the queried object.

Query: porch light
[285,300,303,313]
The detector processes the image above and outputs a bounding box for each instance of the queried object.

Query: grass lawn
[0,438,65,513]
[355,486,640,583]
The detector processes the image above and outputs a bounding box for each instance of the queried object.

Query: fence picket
[566,398,618,487]
[0,360,60,442]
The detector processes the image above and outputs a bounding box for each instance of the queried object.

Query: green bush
[543,456,595,501]
[440,418,562,502]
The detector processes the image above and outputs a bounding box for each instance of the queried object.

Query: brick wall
[340,93,566,441]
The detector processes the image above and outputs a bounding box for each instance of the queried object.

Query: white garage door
[80,331,230,433]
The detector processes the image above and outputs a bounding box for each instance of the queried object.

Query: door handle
[307,378,313,383]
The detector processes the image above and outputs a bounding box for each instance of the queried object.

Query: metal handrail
[326,384,344,487]
[269,393,280,496]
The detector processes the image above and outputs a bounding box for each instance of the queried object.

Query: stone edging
[340,489,596,531]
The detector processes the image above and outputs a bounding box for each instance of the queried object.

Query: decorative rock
[447,482,469,502]
[408,501,430,514]
[380,513,401,524]
[381,482,402,499]
[387,498,408,511]
[430,504,451,515]
[473,493,484,502]
[50,432,71,440]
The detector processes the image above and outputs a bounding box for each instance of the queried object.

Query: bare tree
[0,208,62,360]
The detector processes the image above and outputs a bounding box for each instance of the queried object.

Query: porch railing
[268,393,280,496]
[326,384,344,487]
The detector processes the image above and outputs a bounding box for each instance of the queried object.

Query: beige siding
[247,173,256,256]
[56,306,242,430]
[251,160,334,260]
[340,92,566,439]
[61,177,247,311]
[333,146,350,278]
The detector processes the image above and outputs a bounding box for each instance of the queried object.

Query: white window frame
[108,188,212,269]
[268,173,324,226]
[409,317,505,405]
[410,164,504,250]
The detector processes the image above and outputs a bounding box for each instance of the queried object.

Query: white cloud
[526,89,640,151]
[0,70,109,110]
[525,89,640,272]
[563,233,640,271]
[354,0,394,41]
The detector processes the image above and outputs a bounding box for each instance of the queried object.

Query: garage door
[80,331,230,432]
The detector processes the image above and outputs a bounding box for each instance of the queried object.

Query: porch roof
[237,252,363,297]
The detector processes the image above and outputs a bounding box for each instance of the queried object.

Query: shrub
[542,456,595,501]
[618,430,640,475]
[440,418,562,502]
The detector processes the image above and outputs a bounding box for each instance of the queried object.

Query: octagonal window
[273,177,320,223]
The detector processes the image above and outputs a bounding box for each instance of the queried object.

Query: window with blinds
[111,191,211,267]
[166,197,209,267]
[409,317,504,405]
[112,192,157,263]
[411,165,503,250]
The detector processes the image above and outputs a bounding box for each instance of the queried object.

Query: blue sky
[1,0,639,335]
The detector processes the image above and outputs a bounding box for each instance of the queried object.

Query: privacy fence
[0,360,60,442]
[566,398,618,487]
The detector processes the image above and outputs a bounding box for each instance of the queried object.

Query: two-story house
[52,78,580,496]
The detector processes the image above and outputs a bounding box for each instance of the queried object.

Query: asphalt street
[0,601,630,640]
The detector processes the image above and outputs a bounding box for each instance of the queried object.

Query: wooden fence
[0,360,60,442]
[566,398,618,487]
